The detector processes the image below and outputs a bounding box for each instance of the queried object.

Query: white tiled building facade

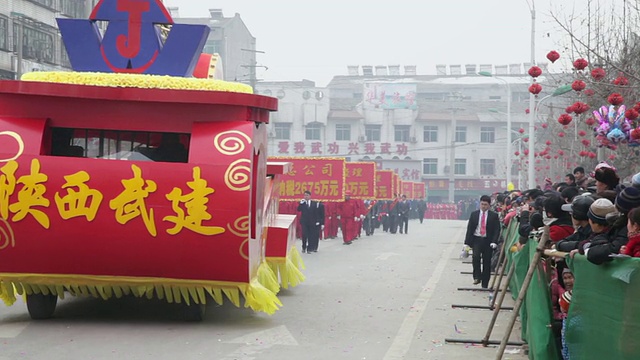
[0,0,97,79]
[260,66,551,201]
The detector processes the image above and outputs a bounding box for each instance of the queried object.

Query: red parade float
[0,0,299,321]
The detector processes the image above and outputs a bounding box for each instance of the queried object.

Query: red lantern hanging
[554,155,559,159]
[578,130,587,137]
[524,149,530,155]
[584,89,595,96]
[545,140,552,146]
[591,68,606,80]
[585,117,596,126]
[581,139,591,147]
[545,155,552,160]
[541,123,548,129]
[518,128,525,134]
[558,132,565,137]
[565,105,575,113]
[558,150,565,156]
[625,108,639,120]
[579,151,588,157]
[588,152,597,159]
[613,76,629,86]
[608,154,616,161]
[572,80,586,92]
[608,93,624,106]
[631,128,640,140]
[609,144,618,151]
[528,66,543,78]
[573,58,589,70]
[546,50,560,63]
[572,102,590,114]
[634,102,640,112]
[558,114,573,125]
[514,151,520,156]
[529,83,542,95]
[525,108,530,114]
[523,137,529,142]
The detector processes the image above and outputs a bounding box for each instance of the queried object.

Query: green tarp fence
[502,220,640,359]
[502,221,558,360]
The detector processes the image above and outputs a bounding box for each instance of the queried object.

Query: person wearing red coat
[338,191,359,244]
[623,207,640,257]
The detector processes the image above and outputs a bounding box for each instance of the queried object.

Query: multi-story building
[170,8,257,86]
[0,0,96,80]
[263,64,557,201]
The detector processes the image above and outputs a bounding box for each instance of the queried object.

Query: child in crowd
[623,207,640,257]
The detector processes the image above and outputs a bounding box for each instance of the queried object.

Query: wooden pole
[482,262,515,346]
[489,249,509,309]
[495,235,549,359]
[489,235,507,290]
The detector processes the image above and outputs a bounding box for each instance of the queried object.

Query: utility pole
[447,92,464,203]
[16,18,23,80]
[240,48,266,91]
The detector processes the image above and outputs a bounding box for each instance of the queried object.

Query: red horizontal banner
[375,170,394,200]
[345,162,376,199]
[413,182,426,199]
[402,181,414,199]
[268,157,346,201]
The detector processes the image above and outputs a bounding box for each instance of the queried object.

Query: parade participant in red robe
[338,191,359,244]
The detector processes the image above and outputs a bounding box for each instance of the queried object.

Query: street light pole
[479,72,512,187]
[527,1,537,190]
[447,92,463,203]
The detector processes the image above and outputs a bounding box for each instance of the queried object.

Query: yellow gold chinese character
[303,165,316,176]
[352,168,363,177]
[359,182,369,195]
[54,171,103,221]
[9,159,50,228]
[321,164,333,177]
[285,180,295,197]
[109,164,157,236]
[0,161,18,220]
[163,167,225,236]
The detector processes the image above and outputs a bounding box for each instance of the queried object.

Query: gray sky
[163,0,602,87]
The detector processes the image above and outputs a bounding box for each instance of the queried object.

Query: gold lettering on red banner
[54,170,103,221]
[9,159,50,229]
[109,164,157,237]
[164,167,225,236]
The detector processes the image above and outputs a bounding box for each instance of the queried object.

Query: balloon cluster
[592,105,636,148]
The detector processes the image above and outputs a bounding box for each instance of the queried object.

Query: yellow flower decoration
[21,72,253,94]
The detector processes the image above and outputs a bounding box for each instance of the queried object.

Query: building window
[60,0,86,18]
[480,159,496,176]
[305,123,322,141]
[51,128,190,163]
[395,125,410,142]
[489,95,501,100]
[454,159,466,175]
[60,40,71,68]
[0,17,7,51]
[274,123,291,140]
[365,125,381,141]
[455,126,467,143]
[203,40,223,55]
[13,23,55,64]
[423,158,438,175]
[336,124,351,141]
[30,0,55,8]
[423,125,438,142]
[480,127,495,143]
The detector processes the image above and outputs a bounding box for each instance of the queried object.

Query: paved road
[0,219,527,359]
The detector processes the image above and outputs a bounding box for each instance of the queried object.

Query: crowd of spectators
[489,162,640,359]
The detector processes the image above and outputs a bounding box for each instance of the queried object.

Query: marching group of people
[464,162,640,359]
[279,191,428,253]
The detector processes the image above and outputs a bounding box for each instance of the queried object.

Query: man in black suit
[297,190,324,253]
[464,195,500,288]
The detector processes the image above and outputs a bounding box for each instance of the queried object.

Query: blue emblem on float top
[57,0,210,77]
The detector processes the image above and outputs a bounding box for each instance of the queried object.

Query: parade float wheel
[182,303,206,322]
[26,294,58,320]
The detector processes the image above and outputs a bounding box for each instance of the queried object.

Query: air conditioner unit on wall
[410,136,417,143]
[358,135,366,142]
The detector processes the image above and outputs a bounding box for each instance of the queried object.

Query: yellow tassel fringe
[0,273,282,315]
[267,247,306,290]
[257,261,281,295]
